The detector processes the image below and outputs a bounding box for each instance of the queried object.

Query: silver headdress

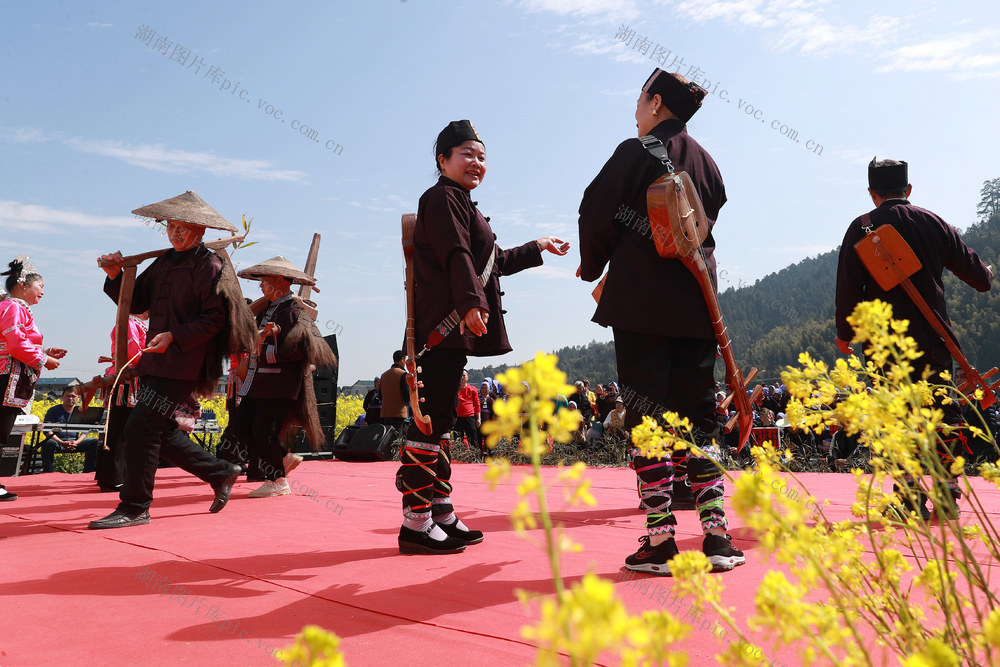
[0,254,38,299]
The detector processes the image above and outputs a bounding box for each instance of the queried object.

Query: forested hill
[469,211,1000,387]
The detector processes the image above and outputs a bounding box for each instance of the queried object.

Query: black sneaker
[703,533,746,571]
[934,485,961,520]
[88,510,151,530]
[625,535,679,575]
[0,485,17,502]
[892,484,931,521]
[398,525,466,555]
[671,480,696,511]
[436,519,484,545]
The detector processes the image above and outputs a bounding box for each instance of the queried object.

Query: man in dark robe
[835,158,993,518]
[89,191,253,529]
[234,256,336,498]
[578,70,744,574]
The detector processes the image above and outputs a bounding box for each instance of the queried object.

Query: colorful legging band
[398,436,453,521]
[635,441,727,536]
[901,431,969,496]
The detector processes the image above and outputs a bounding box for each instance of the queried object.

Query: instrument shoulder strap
[638,135,675,174]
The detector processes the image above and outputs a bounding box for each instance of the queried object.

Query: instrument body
[647,174,760,449]
[854,223,998,408]
[401,213,433,435]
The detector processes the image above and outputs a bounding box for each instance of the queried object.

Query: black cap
[868,157,909,191]
[642,69,706,123]
[435,120,484,156]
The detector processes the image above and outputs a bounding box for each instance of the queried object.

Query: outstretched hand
[536,236,570,256]
[835,337,854,355]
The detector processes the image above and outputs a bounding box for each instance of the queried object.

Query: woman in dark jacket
[396,120,569,554]
[578,70,744,575]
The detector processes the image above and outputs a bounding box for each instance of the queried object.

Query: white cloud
[517,0,639,19]
[674,1,900,56]
[0,127,55,144]
[0,200,136,232]
[670,1,998,76]
[86,22,112,28]
[0,127,309,182]
[64,138,308,182]
[572,35,649,63]
[877,30,1000,76]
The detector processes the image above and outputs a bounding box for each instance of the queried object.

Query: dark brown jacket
[105,244,227,388]
[835,199,991,368]
[413,176,543,356]
[578,118,727,340]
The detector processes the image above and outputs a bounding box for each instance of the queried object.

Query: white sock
[436,515,469,531]
[426,524,449,541]
[434,511,456,525]
[403,516,433,532]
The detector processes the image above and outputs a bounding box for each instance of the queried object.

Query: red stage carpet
[2,462,998,666]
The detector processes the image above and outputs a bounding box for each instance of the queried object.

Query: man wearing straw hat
[89,191,255,529]
[234,256,335,498]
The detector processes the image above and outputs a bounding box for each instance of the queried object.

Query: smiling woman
[0,255,66,501]
[394,120,571,555]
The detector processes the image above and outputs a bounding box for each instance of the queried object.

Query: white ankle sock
[434,511,456,525]
[426,524,449,541]
[436,515,469,531]
[403,516,433,533]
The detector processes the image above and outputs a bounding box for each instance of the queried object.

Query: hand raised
[536,236,570,256]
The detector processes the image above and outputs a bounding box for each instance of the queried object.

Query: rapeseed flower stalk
[490,303,999,665]
[486,353,692,665]
[625,300,999,665]
[279,625,345,666]
[767,301,997,664]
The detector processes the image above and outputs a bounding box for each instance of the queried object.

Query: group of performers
[0,66,992,575]
[0,191,335,527]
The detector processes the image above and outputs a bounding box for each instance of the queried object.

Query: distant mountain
[469,340,618,388]
[470,211,1000,388]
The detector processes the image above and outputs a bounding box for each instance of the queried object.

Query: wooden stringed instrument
[647,169,761,450]
[401,213,433,435]
[854,223,999,408]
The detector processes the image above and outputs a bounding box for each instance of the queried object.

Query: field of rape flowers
[29,392,365,473]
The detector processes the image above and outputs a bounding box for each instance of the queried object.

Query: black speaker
[313,332,339,428]
[314,334,339,381]
[317,403,337,427]
[331,423,397,462]
[314,379,336,404]
[334,424,361,446]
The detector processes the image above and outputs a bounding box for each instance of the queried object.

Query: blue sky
[2,0,998,386]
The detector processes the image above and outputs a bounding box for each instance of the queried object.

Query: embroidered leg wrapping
[431,436,454,519]
[397,439,440,521]
[672,450,688,487]
[689,448,728,532]
[634,450,676,536]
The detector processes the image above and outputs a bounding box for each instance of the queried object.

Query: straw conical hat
[237,256,315,285]
[131,190,238,232]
